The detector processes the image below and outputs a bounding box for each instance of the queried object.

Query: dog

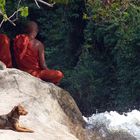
[0,104,34,133]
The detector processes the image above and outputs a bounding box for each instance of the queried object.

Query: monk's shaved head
[25,21,38,34]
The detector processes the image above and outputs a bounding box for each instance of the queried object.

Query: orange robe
[14,34,64,84]
[0,34,12,68]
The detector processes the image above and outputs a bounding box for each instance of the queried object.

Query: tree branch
[0,0,55,27]
[0,19,4,28]
[36,0,55,7]
[0,9,21,27]
[16,0,22,19]
[34,0,41,8]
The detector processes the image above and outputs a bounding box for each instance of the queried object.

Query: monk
[14,21,64,85]
[0,34,12,68]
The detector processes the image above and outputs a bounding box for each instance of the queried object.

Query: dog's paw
[28,129,34,133]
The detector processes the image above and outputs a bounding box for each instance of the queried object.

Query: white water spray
[84,110,140,140]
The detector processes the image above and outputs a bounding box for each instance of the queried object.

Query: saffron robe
[0,34,12,68]
[14,34,63,84]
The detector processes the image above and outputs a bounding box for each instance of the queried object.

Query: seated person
[0,34,12,68]
[13,21,64,85]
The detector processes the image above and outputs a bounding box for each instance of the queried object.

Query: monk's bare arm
[38,41,48,69]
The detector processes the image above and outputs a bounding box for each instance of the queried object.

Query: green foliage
[0,0,71,24]
[0,0,29,28]
[59,0,140,115]
[20,7,28,17]
[54,0,69,4]
[26,0,85,69]
[0,0,6,13]
[0,0,28,16]
[1,0,140,116]
[65,0,140,115]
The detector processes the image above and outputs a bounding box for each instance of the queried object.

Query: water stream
[84,110,140,140]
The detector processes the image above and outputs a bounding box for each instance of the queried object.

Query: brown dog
[0,104,34,133]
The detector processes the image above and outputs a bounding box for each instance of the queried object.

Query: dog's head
[13,104,28,116]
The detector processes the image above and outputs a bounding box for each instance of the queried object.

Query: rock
[0,67,87,140]
[0,61,6,70]
[86,127,137,140]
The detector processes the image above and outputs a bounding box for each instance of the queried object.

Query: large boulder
[0,63,87,140]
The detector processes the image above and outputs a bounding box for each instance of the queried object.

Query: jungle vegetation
[0,0,140,116]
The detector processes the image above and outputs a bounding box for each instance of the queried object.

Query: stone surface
[0,66,87,140]
[0,61,6,70]
[86,127,137,140]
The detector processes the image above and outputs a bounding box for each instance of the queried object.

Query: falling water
[84,110,140,140]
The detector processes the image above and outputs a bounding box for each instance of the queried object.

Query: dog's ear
[12,105,22,115]
[16,104,22,111]
[17,103,22,106]
[17,104,22,114]
[12,105,19,113]
[8,105,18,117]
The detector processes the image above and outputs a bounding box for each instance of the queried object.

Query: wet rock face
[0,64,87,140]
[86,127,137,140]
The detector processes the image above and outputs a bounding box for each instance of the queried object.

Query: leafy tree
[1,0,140,116]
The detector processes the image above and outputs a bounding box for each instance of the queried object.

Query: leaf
[0,0,6,13]
[0,0,5,6]
[83,13,87,20]
[3,13,8,21]
[20,6,28,17]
